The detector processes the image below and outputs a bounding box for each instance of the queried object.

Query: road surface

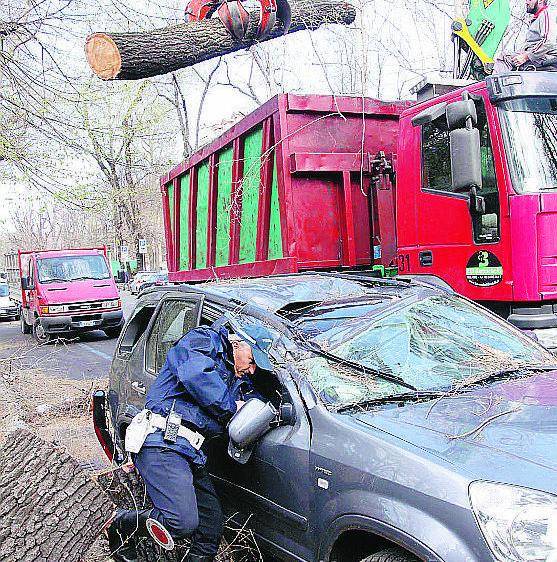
[0,292,137,381]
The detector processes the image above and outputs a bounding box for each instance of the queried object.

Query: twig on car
[447,407,520,440]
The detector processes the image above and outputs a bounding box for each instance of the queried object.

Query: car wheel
[20,313,32,334]
[361,547,420,562]
[104,326,122,339]
[33,320,51,344]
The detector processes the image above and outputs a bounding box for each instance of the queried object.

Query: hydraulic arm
[452,0,511,79]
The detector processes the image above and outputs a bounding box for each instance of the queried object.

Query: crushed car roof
[182,273,423,313]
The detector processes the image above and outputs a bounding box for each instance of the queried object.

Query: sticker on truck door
[466,251,503,286]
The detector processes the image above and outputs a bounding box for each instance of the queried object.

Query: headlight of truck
[104,299,120,308]
[470,481,557,561]
[48,305,65,314]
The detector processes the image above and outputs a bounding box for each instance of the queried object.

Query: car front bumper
[0,307,19,318]
[38,309,124,334]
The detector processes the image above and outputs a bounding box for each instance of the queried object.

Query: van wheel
[361,547,420,562]
[20,313,31,334]
[33,320,51,344]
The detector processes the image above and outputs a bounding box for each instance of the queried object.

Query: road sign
[121,245,129,261]
[138,239,147,254]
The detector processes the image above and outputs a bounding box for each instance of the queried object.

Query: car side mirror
[450,127,482,194]
[228,399,278,464]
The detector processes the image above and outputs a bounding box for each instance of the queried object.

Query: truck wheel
[20,313,31,334]
[33,320,51,344]
[104,325,122,339]
[361,547,420,562]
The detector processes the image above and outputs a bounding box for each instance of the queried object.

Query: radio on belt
[164,401,182,444]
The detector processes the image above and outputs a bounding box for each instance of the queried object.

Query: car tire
[33,319,51,344]
[104,326,122,339]
[20,313,31,334]
[361,547,420,562]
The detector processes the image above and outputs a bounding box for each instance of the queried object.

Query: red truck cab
[397,72,557,329]
[7,248,124,343]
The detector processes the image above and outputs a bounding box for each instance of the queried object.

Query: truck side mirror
[446,99,477,131]
[21,277,30,291]
[449,127,482,194]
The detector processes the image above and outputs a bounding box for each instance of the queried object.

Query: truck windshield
[499,97,557,193]
[37,255,110,283]
[297,294,555,407]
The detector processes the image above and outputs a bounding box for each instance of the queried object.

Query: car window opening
[119,305,157,354]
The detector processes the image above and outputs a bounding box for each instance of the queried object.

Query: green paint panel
[239,127,263,264]
[179,173,190,270]
[216,147,233,267]
[268,157,283,260]
[167,183,175,237]
[196,162,210,269]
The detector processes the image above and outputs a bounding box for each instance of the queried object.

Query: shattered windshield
[499,97,557,193]
[296,294,554,408]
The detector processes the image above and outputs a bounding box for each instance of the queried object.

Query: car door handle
[131,381,146,395]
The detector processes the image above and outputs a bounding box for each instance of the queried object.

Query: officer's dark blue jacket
[143,324,259,464]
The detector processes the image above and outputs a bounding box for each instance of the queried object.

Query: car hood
[39,280,118,304]
[352,372,557,490]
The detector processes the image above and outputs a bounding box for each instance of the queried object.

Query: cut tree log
[85,0,356,80]
[0,430,113,562]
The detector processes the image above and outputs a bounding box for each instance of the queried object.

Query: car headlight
[470,481,557,561]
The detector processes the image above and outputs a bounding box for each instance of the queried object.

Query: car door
[206,364,314,561]
[113,292,203,432]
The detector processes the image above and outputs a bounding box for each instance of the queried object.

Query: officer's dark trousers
[134,446,224,556]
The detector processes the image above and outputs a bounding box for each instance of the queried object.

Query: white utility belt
[125,409,205,454]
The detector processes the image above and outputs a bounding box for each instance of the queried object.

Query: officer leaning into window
[107,320,273,562]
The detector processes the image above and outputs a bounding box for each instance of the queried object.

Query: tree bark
[85,0,356,80]
[0,430,113,562]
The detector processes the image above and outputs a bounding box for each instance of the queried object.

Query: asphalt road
[0,292,137,381]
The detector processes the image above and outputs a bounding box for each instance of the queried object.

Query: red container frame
[161,94,411,284]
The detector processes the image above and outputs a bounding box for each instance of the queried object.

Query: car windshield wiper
[456,364,557,390]
[298,337,417,391]
[335,390,446,413]
[40,278,68,284]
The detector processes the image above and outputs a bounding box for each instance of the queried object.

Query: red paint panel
[291,174,343,267]
[168,257,298,283]
[256,118,274,261]
[229,137,244,265]
[189,168,198,270]
[341,171,357,267]
[173,177,181,272]
[290,153,371,173]
[161,181,174,272]
[207,154,219,268]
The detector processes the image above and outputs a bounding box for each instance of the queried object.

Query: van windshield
[499,97,557,193]
[37,255,110,283]
[297,294,555,406]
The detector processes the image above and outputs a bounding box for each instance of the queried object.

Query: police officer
[107,320,273,562]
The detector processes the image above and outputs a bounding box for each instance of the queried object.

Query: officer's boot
[107,508,151,562]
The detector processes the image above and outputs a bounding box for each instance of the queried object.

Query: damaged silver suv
[95,272,557,562]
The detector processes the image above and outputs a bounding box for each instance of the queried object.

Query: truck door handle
[131,381,146,395]
[419,251,433,267]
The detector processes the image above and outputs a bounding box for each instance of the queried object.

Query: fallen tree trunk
[0,430,113,562]
[85,0,356,80]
